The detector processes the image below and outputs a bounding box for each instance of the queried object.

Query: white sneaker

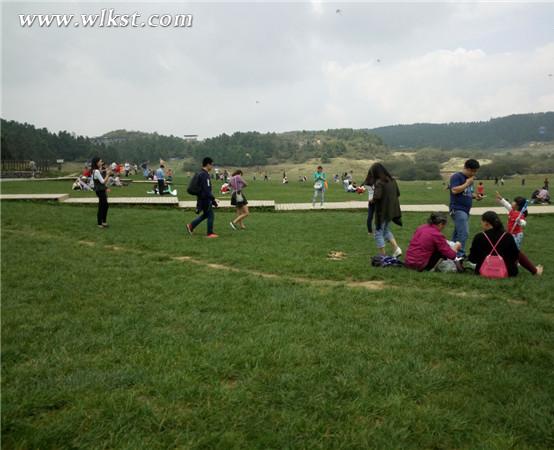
[229,221,237,231]
[392,247,402,258]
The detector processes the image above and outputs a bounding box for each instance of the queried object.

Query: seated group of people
[343,179,366,193]
[404,210,543,278]
[531,187,550,204]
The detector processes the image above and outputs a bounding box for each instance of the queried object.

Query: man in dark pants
[186,157,219,238]
[449,158,481,258]
[156,163,165,195]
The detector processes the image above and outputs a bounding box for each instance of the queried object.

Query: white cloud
[321,44,554,127]
[1,2,553,137]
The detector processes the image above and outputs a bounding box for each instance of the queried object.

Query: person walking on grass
[449,158,481,258]
[91,156,111,229]
[186,157,219,238]
[370,163,402,257]
[229,169,250,230]
[312,165,326,207]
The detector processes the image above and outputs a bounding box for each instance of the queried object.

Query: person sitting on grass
[468,211,519,277]
[477,181,485,198]
[405,212,462,272]
[72,176,93,191]
[532,188,550,204]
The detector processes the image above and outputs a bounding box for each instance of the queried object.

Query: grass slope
[2,203,553,448]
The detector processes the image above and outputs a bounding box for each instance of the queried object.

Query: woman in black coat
[370,163,403,257]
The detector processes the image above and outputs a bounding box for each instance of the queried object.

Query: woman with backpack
[468,211,519,277]
[469,210,544,277]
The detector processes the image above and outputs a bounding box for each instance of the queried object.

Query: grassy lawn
[2,202,553,449]
[0,174,548,206]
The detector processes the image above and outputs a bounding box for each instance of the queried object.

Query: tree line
[371,112,554,149]
[0,119,388,166]
[2,116,552,180]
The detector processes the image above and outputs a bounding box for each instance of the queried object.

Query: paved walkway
[0,176,76,182]
[178,200,275,209]
[63,196,178,205]
[275,202,449,212]
[0,194,70,201]
[2,194,554,215]
[469,205,554,215]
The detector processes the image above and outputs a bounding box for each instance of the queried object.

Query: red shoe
[186,224,193,236]
[206,233,219,238]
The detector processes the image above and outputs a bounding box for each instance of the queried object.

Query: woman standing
[91,156,111,228]
[229,170,249,230]
[363,170,376,235]
[370,163,402,257]
[312,165,326,207]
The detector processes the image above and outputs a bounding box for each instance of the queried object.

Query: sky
[2,1,554,139]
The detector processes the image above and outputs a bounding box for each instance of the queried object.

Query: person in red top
[495,192,527,248]
[477,182,485,197]
[82,165,91,178]
[405,212,461,271]
[495,192,543,275]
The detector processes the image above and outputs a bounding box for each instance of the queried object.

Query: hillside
[3,113,553,167]
[371,112,554,149]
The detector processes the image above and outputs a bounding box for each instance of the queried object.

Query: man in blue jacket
[449,158,481,257]
[186,157,219,238]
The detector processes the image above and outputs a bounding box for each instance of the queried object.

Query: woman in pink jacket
[405,212,461,271]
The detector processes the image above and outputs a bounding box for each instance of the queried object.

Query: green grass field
[2,201,553,449]
[0,174,548,206]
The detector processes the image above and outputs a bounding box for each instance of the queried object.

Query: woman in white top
[91,156,111,228]
[363,170,376,234]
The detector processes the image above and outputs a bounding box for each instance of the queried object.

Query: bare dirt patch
[327,251,347,261]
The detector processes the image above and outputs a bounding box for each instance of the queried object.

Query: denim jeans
[451,209,469,256]
[312,189,325,205]
[513,232,524,249]
[375,221,394,248]
[191,205,214,235]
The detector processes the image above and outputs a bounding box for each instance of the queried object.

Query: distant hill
[187,129,389,167]
[371,112,554,149]
[3,113,553,166]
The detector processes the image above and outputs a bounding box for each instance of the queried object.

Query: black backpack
[187,172,202,196]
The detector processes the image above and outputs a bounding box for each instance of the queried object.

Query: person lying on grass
[405,212,462,272]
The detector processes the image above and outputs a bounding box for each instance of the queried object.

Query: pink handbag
[479,232,509,279]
